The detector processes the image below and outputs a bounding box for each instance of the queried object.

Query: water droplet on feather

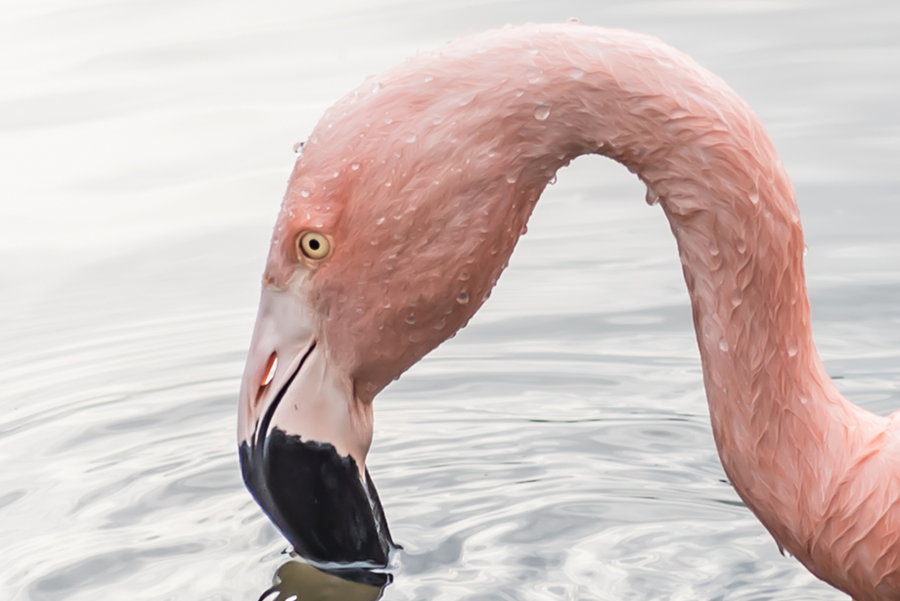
[458,93,475,106]
[534,105,551,121]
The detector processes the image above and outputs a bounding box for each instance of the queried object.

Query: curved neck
[431,25,867,554]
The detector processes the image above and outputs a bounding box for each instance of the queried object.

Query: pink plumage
[239,23,900,599]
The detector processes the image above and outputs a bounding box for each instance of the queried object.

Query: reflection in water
[258,560,390,601]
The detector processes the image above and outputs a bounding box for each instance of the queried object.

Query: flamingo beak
[238,288,394,567]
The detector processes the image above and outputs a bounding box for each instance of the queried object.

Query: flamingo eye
[298,231,331,260]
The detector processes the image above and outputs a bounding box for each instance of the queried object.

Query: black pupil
[308,239,320,251]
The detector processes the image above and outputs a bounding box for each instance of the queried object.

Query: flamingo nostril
[256,352,278,406]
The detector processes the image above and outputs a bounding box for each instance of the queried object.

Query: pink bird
[238,23,900,600]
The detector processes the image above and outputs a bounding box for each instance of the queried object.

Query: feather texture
[257,23,900,599]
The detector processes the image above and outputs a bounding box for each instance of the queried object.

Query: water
[3,1,900,599]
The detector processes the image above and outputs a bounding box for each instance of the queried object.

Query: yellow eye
[297,231,331,260]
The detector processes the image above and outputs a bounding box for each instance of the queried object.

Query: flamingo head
[237,52,558,567]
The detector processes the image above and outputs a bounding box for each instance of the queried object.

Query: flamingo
[237,23,900,600]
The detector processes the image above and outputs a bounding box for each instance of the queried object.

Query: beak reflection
[258,560,391,601]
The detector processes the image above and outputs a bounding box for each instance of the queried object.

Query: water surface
[2,1,900,599]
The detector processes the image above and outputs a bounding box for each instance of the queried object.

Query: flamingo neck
[434,25,877,559]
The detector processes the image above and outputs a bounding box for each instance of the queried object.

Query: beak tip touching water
[239,426,395,567]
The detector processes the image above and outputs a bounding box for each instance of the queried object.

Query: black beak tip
[240,428,395,567]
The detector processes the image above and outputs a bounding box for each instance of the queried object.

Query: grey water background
[2,0,899,599]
